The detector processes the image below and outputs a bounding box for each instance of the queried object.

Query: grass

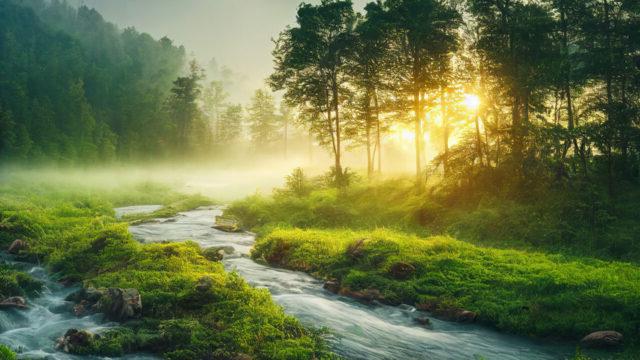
[228,175,640,262]
[0,265,43,299]
[0,344,16,360]
[0,176,336,359]
[252,228,640,352]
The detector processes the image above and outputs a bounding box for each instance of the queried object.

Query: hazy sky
[74,0,369,102]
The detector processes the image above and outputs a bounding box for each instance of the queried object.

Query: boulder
[414,317,431,326]
[388,262,416,280]
[339,288,383,303]
[213,216,240,232]
[323,280,340,294]
[203,247,225,262]
[415,302,477,323]
[580,331,623,348]
[415,302,436,312]
[99,288,142,321]
[0,296,27,310]
[196,276,214,292]
[232,354,253,360]
[56,329,95,353]
[7,239,28,254]
[67,287,142,321]
[455,310,477,323]
[216,246,235,255]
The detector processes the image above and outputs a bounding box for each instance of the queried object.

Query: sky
[73,0,369,102]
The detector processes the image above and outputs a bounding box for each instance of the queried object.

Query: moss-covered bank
[252,228,640,353]
[0,179,336,359]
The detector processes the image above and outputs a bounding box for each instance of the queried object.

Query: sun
[463,94,481,110]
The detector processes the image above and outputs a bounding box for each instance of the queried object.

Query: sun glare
[464,94,481,110]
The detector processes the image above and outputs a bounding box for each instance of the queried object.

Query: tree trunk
[475,111,484,167]
[414,87,423,186]
[332,73,343,181]
[365,91,373,178]
[284,116,288,160]
[374,89,382,174]
[604,0,614,196]
[441,87,449,176]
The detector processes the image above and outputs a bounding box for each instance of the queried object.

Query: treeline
[0,0,298,163]
[171,62,294,158]
[272,0,640,193]
[0,0,187,162]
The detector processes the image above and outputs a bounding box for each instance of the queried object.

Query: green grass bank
[0,178,336,359]
[251,228,640,352]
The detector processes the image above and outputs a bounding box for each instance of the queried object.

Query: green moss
[0,344,16,360]
[253,228,640,348]
[0,266,43,298]
[0,178,335,359]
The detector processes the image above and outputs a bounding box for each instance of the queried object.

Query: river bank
[0,180,331,359]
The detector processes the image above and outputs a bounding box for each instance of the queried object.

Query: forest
[0,0,640,359]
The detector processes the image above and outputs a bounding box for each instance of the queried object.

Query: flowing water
[125,206,575,360]
[0,256,156,360]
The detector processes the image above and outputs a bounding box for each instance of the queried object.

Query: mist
[1,0,639,358]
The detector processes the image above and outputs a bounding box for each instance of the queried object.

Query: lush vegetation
[227,168,640,356]
[252,228,640,345]
[0,0,189,162]
[271,0,640,192]
[228,169,640,262]
[0,178,335,359]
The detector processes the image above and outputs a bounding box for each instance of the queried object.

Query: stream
[0,255,156,360]
[124,205,574,360]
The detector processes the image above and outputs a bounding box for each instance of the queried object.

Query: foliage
[0,0,186,162]
[270,0,358,179]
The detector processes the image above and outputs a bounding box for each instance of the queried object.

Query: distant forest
[0,0,187,162]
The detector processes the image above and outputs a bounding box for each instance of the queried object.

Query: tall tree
[383,0,461,185]
[217,104,244,145]
[166,60,205,154]
[468,0,557,178]
[248,89,279,149]
[270,0,357,182]
[348,1,391,177]
[202,80,230,144]
[279,103,295,159]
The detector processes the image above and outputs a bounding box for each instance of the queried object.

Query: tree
[248,89,279,149]
[279,103,295,159]
[579,0,640,191]
[348,1,391,177]
[202,80,229,143]
[468,0,558,178]
[383,0,461,185]
[166,60,205,154]
[270,0,357,182]
[217,104,244,145]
